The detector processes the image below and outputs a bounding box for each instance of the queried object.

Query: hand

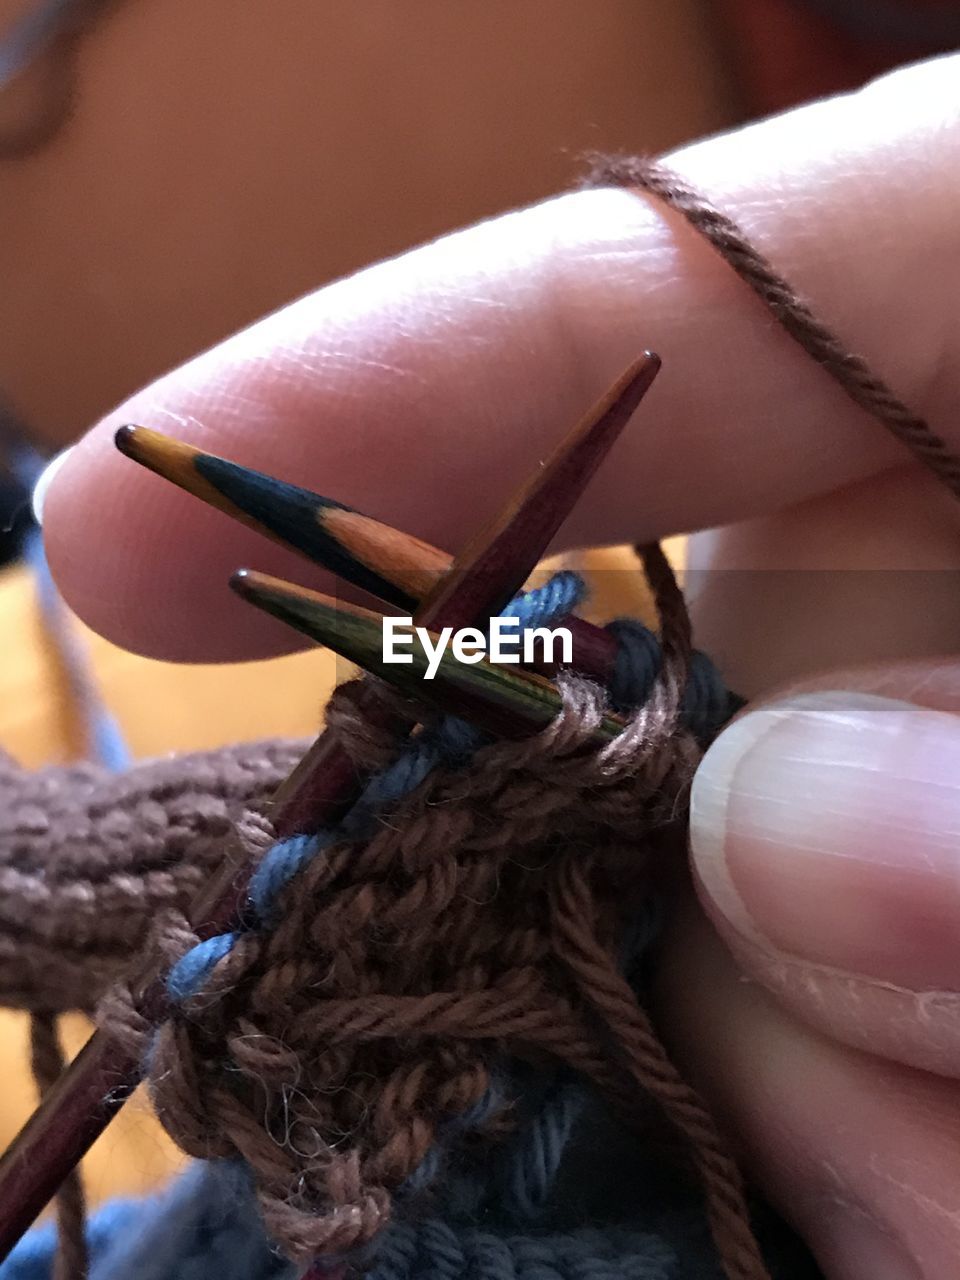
[41,53,960,1279]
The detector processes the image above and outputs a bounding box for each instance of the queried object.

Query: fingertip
[689,700,779,942]
[40,59,960,658]
[31,445,75,527]
[692,690,960,993]
[42,432,311,661]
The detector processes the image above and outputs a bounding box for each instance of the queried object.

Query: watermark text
[382,616,572,679]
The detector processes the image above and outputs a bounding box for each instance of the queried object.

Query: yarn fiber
[0,740,304,1014]
[81,554,770,1280]
[0,589,748,1279]
[0,577,804,1280]
[10,142,943,1279]
[145,674,703,1263]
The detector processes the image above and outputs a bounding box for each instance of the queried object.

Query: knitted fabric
[139,674,708,1266]
[0,1098,819,1280]
[4,144,947,1279]
[0,617,732,1022]
[72,554,775,1280]
[0,583,773,1280]
[0,740,304,1013]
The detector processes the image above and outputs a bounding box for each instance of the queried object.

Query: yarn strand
[550,857,766,1280]
[28,1014,88,1280]
[588,156,960,502]
[12,154,957,1280]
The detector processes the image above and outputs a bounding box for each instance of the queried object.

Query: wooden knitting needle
[114,424,442,613]
[113,426,620,680]
[231,570,627,742]
[259,351,658,830]
[0,353,659,1262]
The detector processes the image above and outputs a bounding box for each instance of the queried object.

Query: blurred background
[2,0,959,459]
[0,0,957,1209]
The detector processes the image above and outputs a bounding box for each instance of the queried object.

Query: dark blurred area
[0,399,35,568]
[0,473,26,568]
[720,0,960,112]
[0,0,958,566]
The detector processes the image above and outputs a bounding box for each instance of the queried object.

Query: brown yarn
[29,1012,88,1280]
[113,158,960,1275]
[7,158,957,1280]
[0,739,303,1012]
[139,688,703,1264]
[588,155,960,501]
[0,740,301,1274]
[88,548,766,1280]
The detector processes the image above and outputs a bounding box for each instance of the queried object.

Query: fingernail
[31,446,74,526]
[815,1210,922,1280]
[691,691,960,990]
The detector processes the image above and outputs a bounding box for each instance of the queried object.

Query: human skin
[41,52,960,1280]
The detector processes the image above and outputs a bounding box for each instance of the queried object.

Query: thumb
[690,670,960,1078]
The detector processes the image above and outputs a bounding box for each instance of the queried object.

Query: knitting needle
[231,570,626,742]
[112,430,622,680]
[114,424,443,613]
[0,353,659,1262]
[416,359,660,623]
[264,351,658,828]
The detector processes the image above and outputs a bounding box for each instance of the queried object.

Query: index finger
[43,54,960,661]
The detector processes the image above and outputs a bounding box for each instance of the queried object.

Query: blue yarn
[604,619,662,714]
[338,717,480,844]
[438,1069,582,1227]
[167,931,240,1003]
[173,574,585,995]
[500,1081,581,1222]
[88,1162,293,1280]
[0,1198,141,1280]
[88,711,132,775]
[401,1079,508,1195]
[247,832,330,928]
[496,572,585,641]
[604,618,741,738]
[368,1220,678,1280]
[685,649,745,738]
[10,445,131,774]
[6,569,766,1280]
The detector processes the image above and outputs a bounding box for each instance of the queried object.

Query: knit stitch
[0,582,810,1280]
[85,558,768,1280]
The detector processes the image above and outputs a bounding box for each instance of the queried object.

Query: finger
[660,903,960,1280]
[676,457,960,1275]
[686,464,960,697]
[683,451,960,1076]
[691,665,960,1081]
[42,54,960,659]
